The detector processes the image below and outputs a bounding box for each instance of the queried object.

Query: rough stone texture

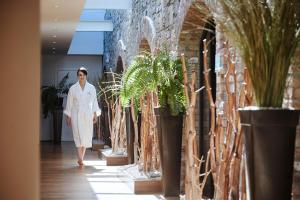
[104,0,202,70]
[104,0,300,198]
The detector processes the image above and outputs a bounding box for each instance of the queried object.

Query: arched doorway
[116,56,124,74]
[135,17,161,175]
[177,1,216,197]
[139,38,151,53]
[138,16,156,54]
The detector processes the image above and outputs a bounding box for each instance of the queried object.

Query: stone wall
[103,0,200,70]
[104,0,300,198]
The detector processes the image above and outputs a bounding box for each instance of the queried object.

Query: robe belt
[73,105,92,122]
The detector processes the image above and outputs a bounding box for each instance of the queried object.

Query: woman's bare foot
[77,160,84,166]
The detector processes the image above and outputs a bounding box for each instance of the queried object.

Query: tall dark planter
[103,106,111,147]
[52,97,64,144]
[52,108,63,144]
[239,108,299,200]
[137,112,142,148]
[154,107,183,197]
[125,107,135,164]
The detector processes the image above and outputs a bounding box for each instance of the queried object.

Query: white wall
[41,55,103,141]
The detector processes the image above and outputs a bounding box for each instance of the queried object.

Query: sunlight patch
[83,160,106,166]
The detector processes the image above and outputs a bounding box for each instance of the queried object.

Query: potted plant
[41,73,71,144]
[120,49,186,196]
[207,1,300,199]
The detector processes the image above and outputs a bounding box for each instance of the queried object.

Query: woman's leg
[81,147,86,161]
[77,147,83,165]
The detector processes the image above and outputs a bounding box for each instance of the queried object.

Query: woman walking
[64,67,101,166]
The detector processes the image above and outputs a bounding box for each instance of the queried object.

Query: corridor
[40,142,165,200]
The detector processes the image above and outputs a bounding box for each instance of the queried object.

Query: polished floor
[40,142,166,200]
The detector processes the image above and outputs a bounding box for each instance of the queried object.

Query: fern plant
[120,49,186,116]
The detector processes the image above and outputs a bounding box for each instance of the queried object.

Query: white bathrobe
[64,81,101,148]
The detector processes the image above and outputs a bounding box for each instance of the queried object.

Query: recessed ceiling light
[52,41,57,44]
[52,35,57,38]
[52,47,56,50]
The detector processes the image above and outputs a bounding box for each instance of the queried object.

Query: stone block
[99,149,128,166]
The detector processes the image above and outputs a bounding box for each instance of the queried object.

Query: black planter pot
[125,107,135,164]
[52,108,63,144]
[55,97,64,108]
[154,107,183,197]
[103,106,112,147]
[137,112,142,148]
[239,108,299,200]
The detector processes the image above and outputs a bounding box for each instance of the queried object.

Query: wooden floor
[40,142,167,200]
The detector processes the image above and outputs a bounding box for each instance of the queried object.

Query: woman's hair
[77,67,88,76]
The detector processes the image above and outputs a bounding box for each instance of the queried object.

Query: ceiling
[41,0,85,54]
[40,0,131,55]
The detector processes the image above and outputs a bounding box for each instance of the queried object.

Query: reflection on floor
[40,142,167,200]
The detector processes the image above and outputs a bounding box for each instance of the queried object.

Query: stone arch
[174,0,194,49]
[176,0,210,55]
[138,16,156,54]
[114,39,127,71]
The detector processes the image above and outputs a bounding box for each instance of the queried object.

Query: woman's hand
[93,113,97,124]
[66,116,72,127]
